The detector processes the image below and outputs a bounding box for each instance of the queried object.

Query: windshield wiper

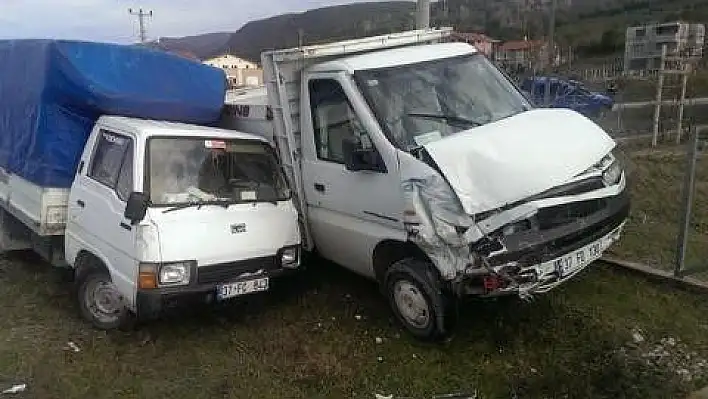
[162,200,231,214]
[406,112,484,127]
[163,201,203,214]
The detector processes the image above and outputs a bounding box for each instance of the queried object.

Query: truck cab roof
[307,42,477,74]
[96,115,268,143]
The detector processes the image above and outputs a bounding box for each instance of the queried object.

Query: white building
[624,21,705,74]
[203,54,258,70]
[203,54,263,88]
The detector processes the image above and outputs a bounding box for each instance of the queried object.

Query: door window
[309,79,374,163]
[88,130,133,201]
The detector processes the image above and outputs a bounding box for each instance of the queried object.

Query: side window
[89,130,133,200]
[309,79,373,163]
[115,141,134,201]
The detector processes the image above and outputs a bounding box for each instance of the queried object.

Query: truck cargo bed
[0,167,68,236]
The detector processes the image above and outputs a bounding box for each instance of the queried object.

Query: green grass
[3,250,708,398]
[3,145,708,398]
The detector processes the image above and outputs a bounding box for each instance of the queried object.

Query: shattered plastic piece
[631,330,645,344]
[377,356,384,363]
[66,341,81,352]
[2,384,26,394]
[355,315,363,321]
[374,394,393,399]
[375,337,383,344]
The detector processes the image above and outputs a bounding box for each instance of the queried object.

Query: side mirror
[342,137,385,173]
[124,192,149,224]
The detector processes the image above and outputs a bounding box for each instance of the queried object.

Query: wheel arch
[372,239,433,284]
[74,250,111,283]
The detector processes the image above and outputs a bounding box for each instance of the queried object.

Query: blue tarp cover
[0,39,226,188]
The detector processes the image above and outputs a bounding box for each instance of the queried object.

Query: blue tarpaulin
[0,39,226,188]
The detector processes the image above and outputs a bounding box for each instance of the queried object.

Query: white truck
[222,28,630,340]
[0,40,301,329]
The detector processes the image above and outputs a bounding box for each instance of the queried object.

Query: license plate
[216,277,269,300]
[553,239,604,278]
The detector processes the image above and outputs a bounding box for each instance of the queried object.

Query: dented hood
[423,108,615,215]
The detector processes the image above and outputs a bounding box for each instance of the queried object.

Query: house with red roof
[494,39,559,71]
[451,32,500,58]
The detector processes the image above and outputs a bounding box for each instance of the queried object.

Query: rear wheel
[384,258,452,341]
[77,268,131,330]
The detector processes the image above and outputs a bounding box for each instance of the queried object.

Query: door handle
[76,199,85,208]
[120,222,132,231]
[314,183,326,193]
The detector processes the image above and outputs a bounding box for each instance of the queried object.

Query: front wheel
[77,269,131,330]
[384,258,452,341]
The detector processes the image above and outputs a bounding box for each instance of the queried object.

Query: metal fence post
[653,45,667,147]
[675,120,700,277]
[676,71,689,144]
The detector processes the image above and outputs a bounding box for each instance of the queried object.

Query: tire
[384,258,453,341]
[76,267,131,330]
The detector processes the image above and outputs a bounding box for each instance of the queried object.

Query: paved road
[614,97,708,110]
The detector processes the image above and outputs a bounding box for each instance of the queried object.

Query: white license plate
[553,239,604,277]
[216,277,269,300]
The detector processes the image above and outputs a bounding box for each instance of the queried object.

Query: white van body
[222,28,629,339]
[0,116,301,328]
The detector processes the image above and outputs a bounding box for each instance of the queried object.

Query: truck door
[66,128,138,304]
[301,75,405,278]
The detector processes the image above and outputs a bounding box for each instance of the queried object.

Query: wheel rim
[393,280,431,329]
[84,277,123,324]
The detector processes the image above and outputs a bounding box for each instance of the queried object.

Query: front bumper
[456,190,630,297]
[135,255,299,320]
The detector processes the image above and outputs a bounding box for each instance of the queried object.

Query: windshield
[147,137,290,206]
[354,53,531,151]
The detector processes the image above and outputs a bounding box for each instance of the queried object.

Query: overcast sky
[0,0,401,43]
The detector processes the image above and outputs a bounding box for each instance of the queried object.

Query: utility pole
[543,0,557,107]
[416,0,430,29]
[129,8,153,44]
[297,29,304,47]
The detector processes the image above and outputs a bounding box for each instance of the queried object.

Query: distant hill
[223,2,416,62]
[154,0,708,62]
[151,32,232,60]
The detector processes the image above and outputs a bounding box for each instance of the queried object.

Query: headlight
[279,246,300,268]
[602,157,622,186]
[158,262,192,286]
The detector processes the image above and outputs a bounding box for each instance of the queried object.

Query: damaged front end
[401,150,629,300]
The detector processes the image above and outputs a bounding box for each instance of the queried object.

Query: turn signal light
[138,263,158,289]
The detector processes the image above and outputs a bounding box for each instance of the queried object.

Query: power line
[128,8,153,43]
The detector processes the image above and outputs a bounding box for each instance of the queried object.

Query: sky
[0,0,402,43]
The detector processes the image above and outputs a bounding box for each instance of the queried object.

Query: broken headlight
[602,154,622,186]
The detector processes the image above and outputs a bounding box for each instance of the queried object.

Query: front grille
[488,194,629,268]
[536,199,608,230]
[197,256,279,285]
[475,177,606,222]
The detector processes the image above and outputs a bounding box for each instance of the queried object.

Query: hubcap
[393,280,431,329]
[84,278,123,324]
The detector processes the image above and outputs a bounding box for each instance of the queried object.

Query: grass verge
[3,251,708,398]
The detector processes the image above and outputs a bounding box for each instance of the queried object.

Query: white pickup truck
[223,28,629,340]
[0,40,301,329]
